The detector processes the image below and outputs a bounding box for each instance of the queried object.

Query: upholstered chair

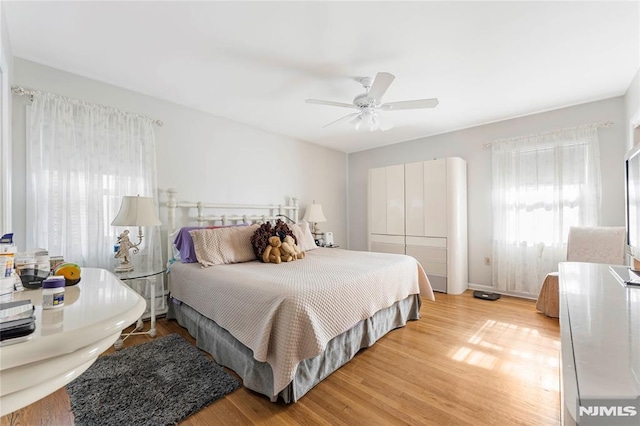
[536,226,626,318]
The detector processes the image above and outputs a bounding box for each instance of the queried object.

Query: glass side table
[113,267,164,349]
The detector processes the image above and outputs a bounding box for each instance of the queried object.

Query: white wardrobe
[368,157,468,294]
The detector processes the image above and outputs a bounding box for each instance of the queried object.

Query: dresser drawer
[405,245,446,262]
[370,242,405,255]
[406,244,447,276]
[427,275,447,293]
[405,236,447,248]
[370,234,405,245]
[416,260,447,276]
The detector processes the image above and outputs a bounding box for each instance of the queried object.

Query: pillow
[190,224,259,267]
[273,220,297,245]
[250,220,298,261]
[290,221,318,252]
[168,229,182,261]
[173,226,213,263]
[251,222,273,259]
[173,223,250,263]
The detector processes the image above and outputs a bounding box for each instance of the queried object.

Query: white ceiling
[4,1,639,153]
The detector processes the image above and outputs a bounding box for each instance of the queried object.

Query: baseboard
[467,283,537,300]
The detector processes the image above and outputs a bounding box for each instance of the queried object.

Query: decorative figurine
[114,230,138,272]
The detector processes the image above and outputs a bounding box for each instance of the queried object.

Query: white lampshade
[304,203,327,223]
[111,196,162,227]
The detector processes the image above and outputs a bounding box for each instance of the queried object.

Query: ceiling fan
[306,72,438,132]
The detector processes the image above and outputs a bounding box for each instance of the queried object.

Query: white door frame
[0,49,11,235]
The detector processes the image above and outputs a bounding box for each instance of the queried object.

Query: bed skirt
[167,293,421,403]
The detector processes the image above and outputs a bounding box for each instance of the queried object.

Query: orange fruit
[54,263,81,286]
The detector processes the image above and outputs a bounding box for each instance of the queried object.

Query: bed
[165,190,435,402]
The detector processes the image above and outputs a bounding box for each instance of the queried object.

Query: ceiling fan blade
[381,98,439,111]
[322,112,361,128]
[306,99,358,109]
[367,72,395,100]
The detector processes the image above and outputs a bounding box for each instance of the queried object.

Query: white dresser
[368,158,468,294]
[559,262,640,425]
[0,268,146,415]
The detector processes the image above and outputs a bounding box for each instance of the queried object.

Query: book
[628,269,640,286]
[0,300,34,323]
[609,266,640,286]
[0,316,36,341]
[0,300,36,342]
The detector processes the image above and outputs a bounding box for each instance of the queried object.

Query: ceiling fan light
[352,116,362,131]
[370,115,381,131]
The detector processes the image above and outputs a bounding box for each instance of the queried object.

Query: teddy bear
[262,235,284,264]
[280,236,296,262]
[281,235,305,260]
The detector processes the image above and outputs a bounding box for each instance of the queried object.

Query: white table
[559,262,640,425]
[113,267,164,349]
[0,268,146,416]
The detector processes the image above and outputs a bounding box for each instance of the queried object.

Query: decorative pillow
[190,224,259,267]
[250,220,298,261]
[173,224,249,263]
[290,221,318,252]
[251,222,273,259]
[274,220,297,244]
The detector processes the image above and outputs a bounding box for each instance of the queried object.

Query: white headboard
[166,189,299,261]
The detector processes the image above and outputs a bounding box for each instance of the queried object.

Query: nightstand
[113,267,164,349]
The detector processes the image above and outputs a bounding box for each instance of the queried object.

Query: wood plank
[1,291,560,425]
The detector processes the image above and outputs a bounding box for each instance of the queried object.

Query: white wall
[348,97,628,288]
[11,58,347,257]
[0,3,13,235]
[625,67,640,149]
[9,58,635,289]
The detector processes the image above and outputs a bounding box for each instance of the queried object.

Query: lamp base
[114,264,134,273]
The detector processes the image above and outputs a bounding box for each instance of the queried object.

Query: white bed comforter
[169,248,434,396]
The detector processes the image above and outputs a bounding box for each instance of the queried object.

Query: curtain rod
[483,120,614,148]
[11,85,164,127]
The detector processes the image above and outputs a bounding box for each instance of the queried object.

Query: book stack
[0,233,18,301]
[0,275,14,302]
[0,300,36,344]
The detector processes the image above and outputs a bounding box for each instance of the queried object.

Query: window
[26,92,160,270]
[492,127,601,295]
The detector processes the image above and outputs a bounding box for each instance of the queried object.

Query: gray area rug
[66,333,240,426]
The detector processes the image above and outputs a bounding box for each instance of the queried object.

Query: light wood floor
[1,291,560,426]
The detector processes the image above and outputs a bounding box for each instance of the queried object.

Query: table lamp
[111,195,162,272]
[304,202,327,238]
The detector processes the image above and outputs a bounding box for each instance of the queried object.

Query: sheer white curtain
[26,91,161,272]
[492,127,601,296]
